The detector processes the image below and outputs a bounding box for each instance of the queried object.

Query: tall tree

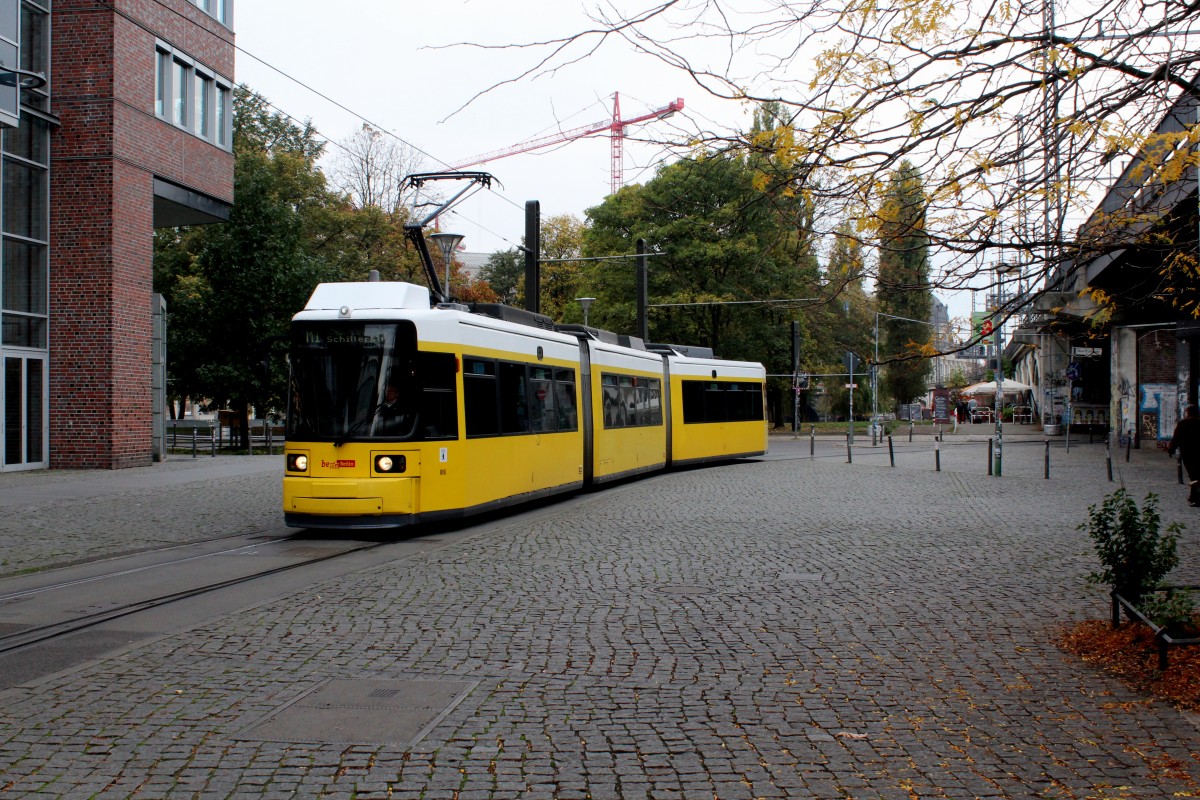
[479,248,523,306]
[154,87,343,445]
[582,150,812,371]
[876,161,933,408]
[468,1,1200,328]
[328,123,425,213]
[539,214,586,322]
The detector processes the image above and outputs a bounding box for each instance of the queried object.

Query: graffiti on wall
[1139,382,1177,448]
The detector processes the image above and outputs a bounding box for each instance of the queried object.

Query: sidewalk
[0,455,282,578]
[1,438,1198,798]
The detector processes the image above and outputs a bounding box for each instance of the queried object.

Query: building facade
[1023,85,1198,445]
[3,0,233,471]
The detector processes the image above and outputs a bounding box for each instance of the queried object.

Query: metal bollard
[888,435,895,467]
[810,426,815,459]
[191,426,197,459]
[935,438,941,472]
[987,438,993,476]
[1044,439,1050,479]
[846,432,852,464]
[909,420,914,442]
[1126,435,1131,462]
[1106,437,1113,482]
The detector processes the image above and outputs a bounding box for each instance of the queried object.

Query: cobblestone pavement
[1,434,1198,798]
[0,456,282,578]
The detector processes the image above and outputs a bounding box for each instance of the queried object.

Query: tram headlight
[287,453,309,472]
[375,454,406,474]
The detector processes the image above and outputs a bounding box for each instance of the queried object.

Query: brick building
[3,0,234,470]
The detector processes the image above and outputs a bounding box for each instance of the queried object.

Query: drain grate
[238,677,479,746]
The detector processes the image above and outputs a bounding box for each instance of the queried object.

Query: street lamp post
[429,232,464,301]
[576,297,595,327]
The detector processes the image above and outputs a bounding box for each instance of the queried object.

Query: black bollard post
[846,432,852,464]
[909,420,914,443]
[1044,439,1050,479]
[1126,435,1131,463]
[888,435,895,467]
[191,426,197,459]
[1106,436,1113,482]
[987,438,993,476]
[935,439,941,472]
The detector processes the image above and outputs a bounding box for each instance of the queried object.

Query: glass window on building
[20,2,49,113]
[0,30,50,469]
[171,58,187,126]
[215,84,229,147]
[155,48,168,117]
[194,71,210,138]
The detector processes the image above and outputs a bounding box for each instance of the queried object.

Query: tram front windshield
[287,321,457,443]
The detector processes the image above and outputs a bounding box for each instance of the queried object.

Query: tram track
[0,535,393,657]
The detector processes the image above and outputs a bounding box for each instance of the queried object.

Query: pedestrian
[1167,404,1200,506]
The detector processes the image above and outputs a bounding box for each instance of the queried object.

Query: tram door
[3,355,46,469]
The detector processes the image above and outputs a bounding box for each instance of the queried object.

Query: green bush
[1138,589,1197,636]
[1081,488,1182,606]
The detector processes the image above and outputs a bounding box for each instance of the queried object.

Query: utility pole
[792,321,801,437]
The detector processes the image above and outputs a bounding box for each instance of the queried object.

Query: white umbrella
[961,380,1032,396]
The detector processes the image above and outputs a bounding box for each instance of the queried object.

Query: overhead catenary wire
[90,0,531,242]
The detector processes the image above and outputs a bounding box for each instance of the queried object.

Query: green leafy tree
[539,214,587,322]
[154,86,343,446]
[479,248,524,306]
[582,151,813,373]
[482,2,1200,325]
[876,161,933,409]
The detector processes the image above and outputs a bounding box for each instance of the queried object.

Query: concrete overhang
[153,177,231,228]
[1032,291,1099,319]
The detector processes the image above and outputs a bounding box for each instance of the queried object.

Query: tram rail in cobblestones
[0,537,392,656]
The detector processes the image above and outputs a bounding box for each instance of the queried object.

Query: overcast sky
[233,1,977,320]
[233,2,744,248]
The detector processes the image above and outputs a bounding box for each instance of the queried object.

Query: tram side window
[499,361,530,434]
[682,380,764,424]
[417,352,459,439]
[643,379,663,425]
[466,359,578,438]
[464,358,499,437]
[555,368,577,431]
[529,366,558,432]
[602,374,625,427]
[601,373,662,428]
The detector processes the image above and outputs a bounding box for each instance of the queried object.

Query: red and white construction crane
[449,93,684,195]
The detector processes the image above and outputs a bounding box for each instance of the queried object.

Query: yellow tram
[283,280,767,529]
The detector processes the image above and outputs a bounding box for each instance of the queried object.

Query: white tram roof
[294,282,763,376]
[298,281,431,316]
[293,281,581,358]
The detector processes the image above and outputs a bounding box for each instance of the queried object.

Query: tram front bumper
[284,477,415,521]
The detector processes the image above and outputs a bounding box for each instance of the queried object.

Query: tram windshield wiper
[334,403,383,447]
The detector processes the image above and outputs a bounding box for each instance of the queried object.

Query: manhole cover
[238,677,479,746]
